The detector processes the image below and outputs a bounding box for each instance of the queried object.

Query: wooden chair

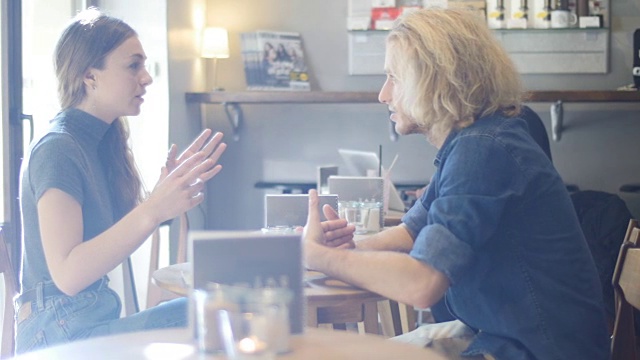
[378,300,418,337]
[146,213,189,309]
[611,219,640,360]
[0,228,17,359]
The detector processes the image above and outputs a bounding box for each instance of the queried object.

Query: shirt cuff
[402,201,429,239]
[409,223,474,285]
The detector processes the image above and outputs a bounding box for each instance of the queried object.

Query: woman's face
[83,36,152,123]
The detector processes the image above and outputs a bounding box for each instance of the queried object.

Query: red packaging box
[371,7,401,30]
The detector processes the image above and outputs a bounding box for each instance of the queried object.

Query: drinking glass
[195,284,293,359]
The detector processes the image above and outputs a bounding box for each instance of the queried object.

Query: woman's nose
[141,65,154,86]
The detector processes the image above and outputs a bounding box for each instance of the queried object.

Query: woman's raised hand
[147,130,227,224]
[160,129,226,181]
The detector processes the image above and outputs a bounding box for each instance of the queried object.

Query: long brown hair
[54,8,143,219]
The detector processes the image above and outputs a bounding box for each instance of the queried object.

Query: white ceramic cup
[550,10,577,28]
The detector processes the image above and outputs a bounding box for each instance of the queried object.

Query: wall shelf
[186,90,640,141]
[187,90,640,104]
[348,28,609,75]
[185,91,381,104]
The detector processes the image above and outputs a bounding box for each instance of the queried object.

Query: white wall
[100,0,170,311]
[0,0,8,224]
[102,0,207,310]
[201,0,640,230]
[0,0,6,349]
[166,0,209,233]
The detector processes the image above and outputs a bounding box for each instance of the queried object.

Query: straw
[378,145,382,177]
[387,154,399,174]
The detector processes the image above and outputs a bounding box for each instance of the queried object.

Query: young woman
[15,8,227,353]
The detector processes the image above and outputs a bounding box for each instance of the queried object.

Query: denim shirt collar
[433,127,459,168]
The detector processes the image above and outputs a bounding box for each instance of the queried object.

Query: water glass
[218,309,275,360]
[193,286,240,354]
[339,201,370,234]
[339,200,383,234]
[194,284,293,359]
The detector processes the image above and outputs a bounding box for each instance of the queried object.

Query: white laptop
[338,148,406,212]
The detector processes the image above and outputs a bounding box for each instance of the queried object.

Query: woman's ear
[83,70,97,90]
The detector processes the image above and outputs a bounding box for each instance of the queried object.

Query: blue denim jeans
[15,278,187,354]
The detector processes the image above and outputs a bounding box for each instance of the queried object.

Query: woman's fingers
[204,141,227,168]
[201,132,225,158]
[152,130,227,218]
[198,165,223,183]
[165,152,209,184]
[166,131,225,177]
[179,129,212,160]
[180,141,226,184]
[188,191,205,207]
[165,144,178,171]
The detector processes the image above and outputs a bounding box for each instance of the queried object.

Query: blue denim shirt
[403,113,610,360]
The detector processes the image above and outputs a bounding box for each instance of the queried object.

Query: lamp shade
[201,27,229,59]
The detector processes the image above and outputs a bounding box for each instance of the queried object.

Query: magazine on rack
[240,30,310,91]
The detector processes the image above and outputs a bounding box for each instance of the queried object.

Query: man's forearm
[356,224,414,252]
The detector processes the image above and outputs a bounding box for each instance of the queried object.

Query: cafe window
[1,0,8,224]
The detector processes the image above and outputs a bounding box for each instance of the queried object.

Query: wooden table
[12,327,444,360]
[384,209,405,226]
[153,263,386,334]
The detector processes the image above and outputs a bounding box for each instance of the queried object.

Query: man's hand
[303,190,356,269]
[321,203,355,249]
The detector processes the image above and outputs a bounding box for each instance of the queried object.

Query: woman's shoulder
[27,127,82,165]
[31,130,79,154]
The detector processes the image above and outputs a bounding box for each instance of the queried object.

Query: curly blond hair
[386,8,523,139]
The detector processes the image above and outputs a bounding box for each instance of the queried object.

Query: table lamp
[201,27,229,91]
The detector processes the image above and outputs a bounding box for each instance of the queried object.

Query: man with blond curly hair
[303,8,609,360]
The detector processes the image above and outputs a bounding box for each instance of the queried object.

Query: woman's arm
[39,189,157,296]
[40,149,221,296]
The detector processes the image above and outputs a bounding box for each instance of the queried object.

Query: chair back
[0,228,17,359]
[146,213,188,309]
[611,219,640,359]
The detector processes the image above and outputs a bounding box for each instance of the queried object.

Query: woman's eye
[129,62,142,70]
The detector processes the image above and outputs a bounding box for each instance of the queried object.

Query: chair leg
[400,303,418,333]
[378,300,403,337]
[362,302,380,334]
[2,276,15,358]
